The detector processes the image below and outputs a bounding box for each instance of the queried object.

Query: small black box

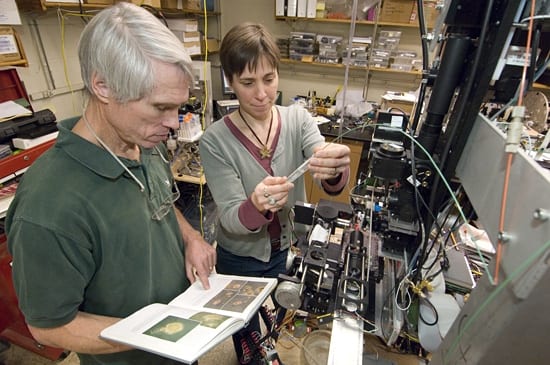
[294,201,315,225]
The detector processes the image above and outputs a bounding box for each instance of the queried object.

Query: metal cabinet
[0,235,65,360]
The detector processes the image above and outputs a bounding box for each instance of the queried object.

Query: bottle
[177,113,194,141]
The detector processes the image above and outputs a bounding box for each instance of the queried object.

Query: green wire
[325,121,495,283]
[396,129,495,285]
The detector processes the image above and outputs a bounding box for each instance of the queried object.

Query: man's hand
[175,208,216,289]
[184,233,216,289]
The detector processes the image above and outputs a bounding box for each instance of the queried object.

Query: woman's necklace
[238,108,273,159]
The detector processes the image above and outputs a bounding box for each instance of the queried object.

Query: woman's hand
[309,142,351,180]
[252,176,294,213]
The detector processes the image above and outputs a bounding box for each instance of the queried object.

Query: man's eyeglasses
[150,145,180,221]
[151,180,180,221]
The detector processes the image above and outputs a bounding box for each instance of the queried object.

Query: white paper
[382,91,417,103]
[313,115,330,125]
[169,273,277,320]
[0,100,32,122]
[0,34,17,54]
[0,0,22,25]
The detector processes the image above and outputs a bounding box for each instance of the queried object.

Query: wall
[218,0,424,106]
[3,10,87,120]
[3,1,425,119]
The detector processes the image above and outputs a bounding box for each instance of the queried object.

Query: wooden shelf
[173,173,206,185]
[275,16,418,28]
[40,1,218,16]
[41,1,107,10]
[160,8,220,17]
[171,162,206,185]
[0,59,28,68]
[280,58,421,76]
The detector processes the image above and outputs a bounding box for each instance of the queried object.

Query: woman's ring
[263,187,270,198]
[268,197,277,206]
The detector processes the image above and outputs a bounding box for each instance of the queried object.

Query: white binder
[286,0,297,17]
[306,0,317,18]
[275,0,286,16]
[297,0,307,17]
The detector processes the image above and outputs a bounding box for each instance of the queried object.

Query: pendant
[259,145,271,159]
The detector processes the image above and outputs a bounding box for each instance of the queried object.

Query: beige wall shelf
[39,1,218,15]
[275,16,418,28]
[280,58,421,76]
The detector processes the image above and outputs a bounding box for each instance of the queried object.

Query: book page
[101,303,241,364]
[169,273,277,322]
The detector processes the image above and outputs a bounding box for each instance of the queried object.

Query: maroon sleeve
[238,197,274,231]
[320,166,350,196]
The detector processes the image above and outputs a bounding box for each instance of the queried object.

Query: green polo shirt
[6,117,189,365]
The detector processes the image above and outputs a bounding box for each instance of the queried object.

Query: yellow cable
[58,11,75,114]
[196,0,210,239]
[57,10,94,115]
[199,167,205,237]
[200,0,209,131]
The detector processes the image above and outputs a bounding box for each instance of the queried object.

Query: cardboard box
[379,0,415,23]
[201,38,219,53]
[182,31,201,42]
[166,18,198,32]
[170,29,202,42]
[182,0,200,10]
[381,91,416,114]
[0,27,26,65]
[183,41,201,56]
[410,1,441,28]
[170,30,201,42]
[161,0,181,8]
[161,0,200,10]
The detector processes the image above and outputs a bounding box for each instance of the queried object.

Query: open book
[101,273,277,364]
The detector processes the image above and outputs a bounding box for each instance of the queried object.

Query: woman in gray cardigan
[199,22,351,364]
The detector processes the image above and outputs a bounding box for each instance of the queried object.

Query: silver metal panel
[431,114,550,364]
[455,113,550,278]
